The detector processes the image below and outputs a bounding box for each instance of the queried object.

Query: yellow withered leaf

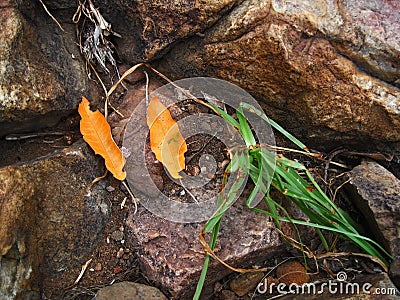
[78,96,126,181]
[147,96,187,179]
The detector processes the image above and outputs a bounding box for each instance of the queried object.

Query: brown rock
[229,272,265,297]
[95,281,167,300]
[94,262,103,271]
[110,230,125,242]
[28,0,399,153]
[116,248,125,259]
[133,0,239,59]
[347,160,400,259]
[276,261,309,286]
[390,257,400,290]
[109,80,164,145]
[0,142,110,299]
[159,0,400,150]
[220,289,239,300]
[0,1,90,137]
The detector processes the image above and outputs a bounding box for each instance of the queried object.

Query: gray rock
[0,141,110,299]
[95,281,167,300]
[347,160,400,259]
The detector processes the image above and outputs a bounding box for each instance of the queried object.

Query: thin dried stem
[122,180,138,215]
[144,70,149,108]
[39,0,65,32]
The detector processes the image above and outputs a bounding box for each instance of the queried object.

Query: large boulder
[347,160,400,259]
[0,1,89,137]
[126,202,281,299]
[0,142,110,299]
[158,0,400,150]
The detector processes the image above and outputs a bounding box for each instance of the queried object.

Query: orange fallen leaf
[78,96,126,181]
[147,96,187,178]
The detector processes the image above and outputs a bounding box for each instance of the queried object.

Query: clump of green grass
[193,102,392,299]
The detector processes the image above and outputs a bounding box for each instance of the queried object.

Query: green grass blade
[237,108,256,147]
[193,220,221,300]
[240,102,308,151]
[207,102,240,128]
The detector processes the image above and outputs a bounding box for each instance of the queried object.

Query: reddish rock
[276,260,309,286]
[126,200,281,299]
[158,0,400,150]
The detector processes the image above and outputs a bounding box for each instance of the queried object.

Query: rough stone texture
[347,160,400,260]
[0,142,110,299]
[279,273,399,299]
[0,1,89,137]
[229,272,265,297]
[276,260,309,285]
[10,0,396,147]
[26,0,399,151]
[389,257,400,290]
[133,0,240,60]
[126,200,281,299]
[95,281,168,300]
[113,80,313,300]
[1,1,399,299]
[157,0,400,150]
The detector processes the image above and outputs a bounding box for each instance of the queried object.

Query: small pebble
[276,260,309,285]
[94,263,102,271]
[108,257,118,267]
[116,248,124,259]
[121,146,131,158]
[110,230,124,242]
[106,186,115,192]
